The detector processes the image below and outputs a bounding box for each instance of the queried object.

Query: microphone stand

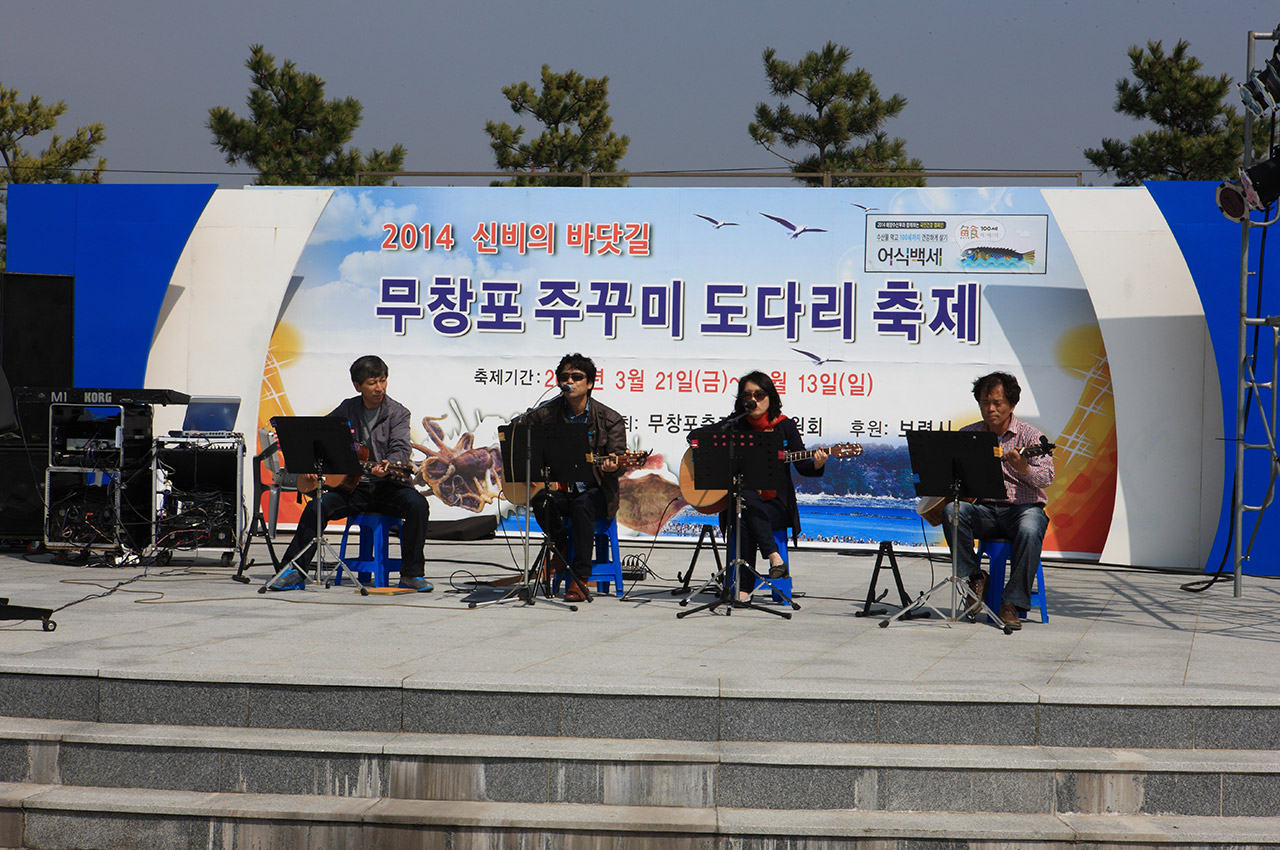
[715,400,757,431]
[678,402,790,620]
[478,386,579,609]
[673,400,756,599]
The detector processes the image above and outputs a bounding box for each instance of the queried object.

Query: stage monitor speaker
[1,272,74,444]
[0,447,47,539]
[1,272,75,390]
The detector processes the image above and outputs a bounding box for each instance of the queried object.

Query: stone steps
[3,672,1279,847]
[4,671,1279,750]
[4,784,1280,849]
[2,717,1278,817]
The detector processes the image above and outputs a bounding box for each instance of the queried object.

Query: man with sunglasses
[526,353,627,602]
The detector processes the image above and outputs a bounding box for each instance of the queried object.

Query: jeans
[283,480,430,578]
[722,489,789,585]
[531,486,607,581]
[941,501,1048,610]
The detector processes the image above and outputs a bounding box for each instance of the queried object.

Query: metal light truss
[1232,27,1280,594]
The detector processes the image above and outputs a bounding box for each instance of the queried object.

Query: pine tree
[0,84,107,271]
[749,41,923,187]
[484,65,629,187]
[207,45,406,186]
[1085,39,1263,185]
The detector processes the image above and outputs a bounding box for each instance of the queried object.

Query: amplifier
[43,468,146,551]
[49,403,153,469]
[153,436,244,552]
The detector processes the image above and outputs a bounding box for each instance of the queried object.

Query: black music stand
[258,416,365,594]
[677,430,790,620]
[485,421,592,609]
[880,430,1011,631]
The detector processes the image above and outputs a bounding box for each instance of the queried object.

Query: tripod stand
[880,430,1011,632]
[668,523,724,600]
[257,416,368,596]
[677,429,790,620]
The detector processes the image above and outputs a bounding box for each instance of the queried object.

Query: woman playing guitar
[698,370,826,602]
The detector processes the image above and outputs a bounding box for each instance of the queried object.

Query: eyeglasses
[558,371,588,383]
[739,390,769,401]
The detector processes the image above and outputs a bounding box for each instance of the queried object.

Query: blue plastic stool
[729,528,793,604]
[336,514,401,588]
[552,516,625,598]
[978,539,1048,622]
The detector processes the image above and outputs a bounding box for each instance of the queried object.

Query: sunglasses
[739,390,769,401]
[558,371,588,383]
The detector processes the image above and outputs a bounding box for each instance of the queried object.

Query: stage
[2,537,1280,696]
[1,541,1277,698]
[2,540,1279,848]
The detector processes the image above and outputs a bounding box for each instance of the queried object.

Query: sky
[3,0,1278,188]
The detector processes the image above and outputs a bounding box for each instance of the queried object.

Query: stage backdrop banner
[259,186,1129,558]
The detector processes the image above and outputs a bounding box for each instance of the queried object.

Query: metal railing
[355,169,1084,187]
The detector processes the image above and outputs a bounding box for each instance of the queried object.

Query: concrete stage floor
[1,538,1277,709]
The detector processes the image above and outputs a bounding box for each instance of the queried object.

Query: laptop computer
[172,395,241,436]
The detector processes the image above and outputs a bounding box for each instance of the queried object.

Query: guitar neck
[589,450,649,469]
[357,458,413,480]
[784,448,823,463]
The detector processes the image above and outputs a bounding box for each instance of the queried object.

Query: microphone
[559,383,572,394]
[744,398,757,411]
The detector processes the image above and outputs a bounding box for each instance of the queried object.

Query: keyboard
[19,387,192,406]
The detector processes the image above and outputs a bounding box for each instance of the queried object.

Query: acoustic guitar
[914,437,1057,526]
[502,449,651,506]
[297,443,416,495]
[678,442,864,515]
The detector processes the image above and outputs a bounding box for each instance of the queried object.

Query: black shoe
[398,576,434,592]
[768,564,788,580]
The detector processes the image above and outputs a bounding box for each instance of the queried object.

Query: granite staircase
[2,670,1279,849]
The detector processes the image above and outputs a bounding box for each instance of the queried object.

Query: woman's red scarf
[746,412,785,431]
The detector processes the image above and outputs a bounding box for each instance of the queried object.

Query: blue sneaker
[397,576,434,592]
[267,566,306,591]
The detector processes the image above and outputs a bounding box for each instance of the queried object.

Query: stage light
[1217,156,1280,222]
[1240,76,1274,116]
[1239,50,1280,116]
[1217,181,1249,223]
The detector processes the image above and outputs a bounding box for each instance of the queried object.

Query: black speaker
[0,364,16,433]
[0,447,47,539]
[1,273,74,444]
[1,272,75,390]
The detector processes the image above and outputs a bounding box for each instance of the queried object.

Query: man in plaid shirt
[943,372,1054,631]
